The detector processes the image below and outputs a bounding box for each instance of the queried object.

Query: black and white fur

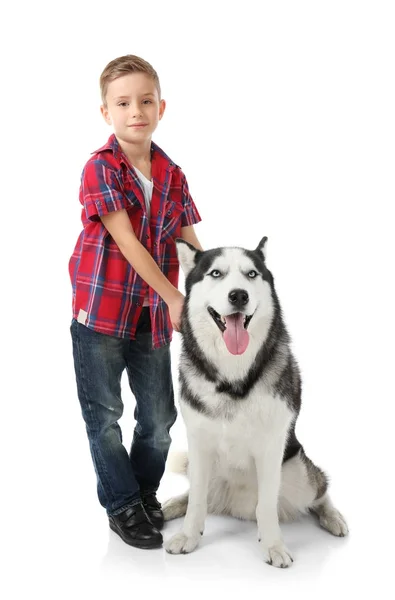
[163,237,348,568]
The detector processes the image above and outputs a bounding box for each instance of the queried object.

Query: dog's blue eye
[248,270,258,278]
[210,270,222,278]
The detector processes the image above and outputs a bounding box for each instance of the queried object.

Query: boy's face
[101,72,165,144]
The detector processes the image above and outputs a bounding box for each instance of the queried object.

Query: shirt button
[146,234,150,239]
[154,242,157,247]
[158,210,162,215]
[136,302,141,306]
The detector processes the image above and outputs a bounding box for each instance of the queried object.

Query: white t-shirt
[133,166,153,307]
[134,166,153,218]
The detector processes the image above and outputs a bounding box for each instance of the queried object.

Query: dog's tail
[166,450,188,475]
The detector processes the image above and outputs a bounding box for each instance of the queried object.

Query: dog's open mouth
[207,307,253,355]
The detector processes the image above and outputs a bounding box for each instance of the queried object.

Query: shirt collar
[91,134,178,171]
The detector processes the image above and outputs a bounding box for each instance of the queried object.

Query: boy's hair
[100,55,161,106]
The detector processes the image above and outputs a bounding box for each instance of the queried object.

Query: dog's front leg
[165,431,212,554]
[253,435,294,568]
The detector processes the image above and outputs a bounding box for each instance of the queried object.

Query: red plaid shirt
[69,134,201,348]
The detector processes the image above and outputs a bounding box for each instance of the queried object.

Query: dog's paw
[319,510,349,537]
[165,532,200,554]
[261,542,294,568]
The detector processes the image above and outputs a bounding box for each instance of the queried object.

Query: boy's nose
[130,105,143,117]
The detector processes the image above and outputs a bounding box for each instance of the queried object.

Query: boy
[69,55,203,549]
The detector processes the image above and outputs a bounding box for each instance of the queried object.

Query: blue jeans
[70,308,177,516]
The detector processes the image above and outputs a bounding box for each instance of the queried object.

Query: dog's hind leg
[299,449,348,536]
[310,494,349,537]
[279,449,348,536]
[278,450,319,522]
[162,492,189,521]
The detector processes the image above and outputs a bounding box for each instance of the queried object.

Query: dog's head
[176,237,274,356]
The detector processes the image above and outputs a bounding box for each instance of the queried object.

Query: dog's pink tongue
[223,313,249,355]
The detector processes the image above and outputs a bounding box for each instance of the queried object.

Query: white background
[2,1,394,598]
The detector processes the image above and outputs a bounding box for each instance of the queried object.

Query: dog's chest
[216,415,260,470]
[180,374,292,464]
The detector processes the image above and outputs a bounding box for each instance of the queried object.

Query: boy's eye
[142,99,152,104]
[118,102,129,107]
[209,269,222,278]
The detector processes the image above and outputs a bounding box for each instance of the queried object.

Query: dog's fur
[163,238,348,567]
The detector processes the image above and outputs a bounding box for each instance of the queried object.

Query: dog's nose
[228,289,249,307]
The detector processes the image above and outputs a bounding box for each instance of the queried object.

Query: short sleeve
[180,173,202,227]
[81,161,132,221]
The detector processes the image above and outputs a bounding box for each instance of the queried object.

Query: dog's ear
[175,238,200,276]
[255,236,268,261]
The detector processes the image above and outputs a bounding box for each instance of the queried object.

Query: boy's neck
[116,136,152,167]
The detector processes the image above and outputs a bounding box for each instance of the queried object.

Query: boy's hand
[167,292,185,332]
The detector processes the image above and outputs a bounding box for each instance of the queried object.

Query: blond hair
[100,55,161,106]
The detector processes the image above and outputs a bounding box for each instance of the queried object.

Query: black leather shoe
[109,502,163,549]
[142,493,164,530]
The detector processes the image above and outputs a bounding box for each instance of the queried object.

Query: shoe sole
[109,521,163,549]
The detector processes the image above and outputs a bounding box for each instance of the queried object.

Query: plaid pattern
[69,134,201,348]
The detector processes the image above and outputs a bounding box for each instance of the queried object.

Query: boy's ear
[176,238,200,276]
[255,236,268,261]
[158,99,166,121]
[100,105,112,126]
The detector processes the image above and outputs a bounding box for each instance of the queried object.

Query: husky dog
[163,237,348,568]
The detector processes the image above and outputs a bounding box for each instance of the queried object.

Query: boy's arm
[100,209,184,331]
[180,225,204,251]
